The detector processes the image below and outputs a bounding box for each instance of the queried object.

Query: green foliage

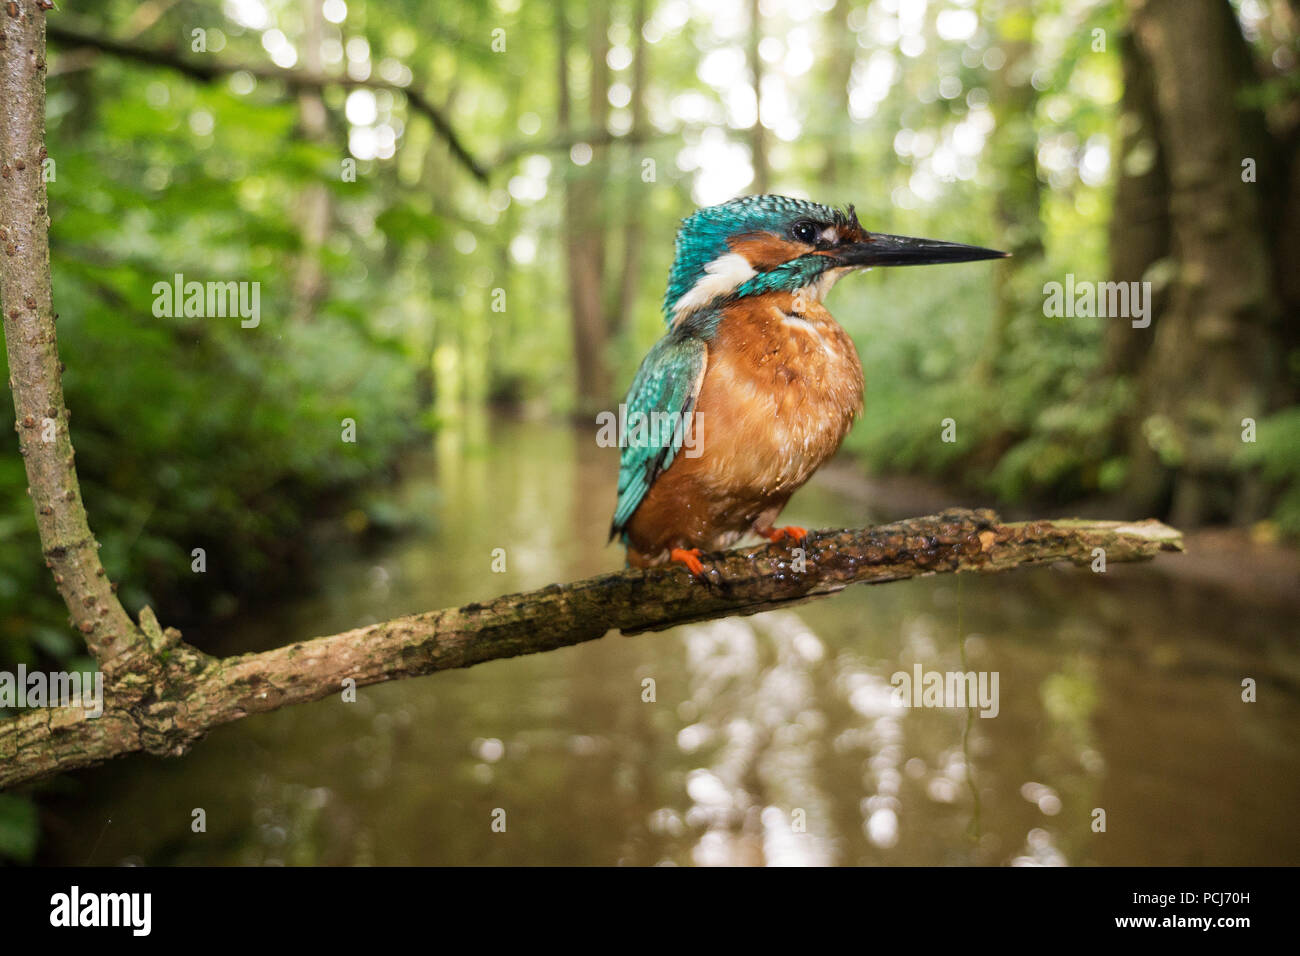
[2,11,429,664]
[839,248,1127,505]
[1236,408,1300,534]
[0,794,39,864]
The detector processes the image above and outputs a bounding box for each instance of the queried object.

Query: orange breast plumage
[623,291,863,566]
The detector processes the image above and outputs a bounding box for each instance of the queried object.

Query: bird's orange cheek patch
[727,234,812,270]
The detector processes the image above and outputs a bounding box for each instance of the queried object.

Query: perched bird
[610,194,1005,575]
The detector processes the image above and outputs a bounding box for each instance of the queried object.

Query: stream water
[41,417,1300,865]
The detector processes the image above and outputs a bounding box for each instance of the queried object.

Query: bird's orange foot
[758,525,808,544]
[669,547,706,578]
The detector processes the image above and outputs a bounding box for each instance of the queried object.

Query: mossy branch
[0,509,1182,790]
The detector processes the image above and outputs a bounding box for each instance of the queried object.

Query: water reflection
[676,614,835,866]
[39,417,1300,866]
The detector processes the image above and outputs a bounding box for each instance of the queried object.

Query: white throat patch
[672,252,757,323]
[804,266,853,303]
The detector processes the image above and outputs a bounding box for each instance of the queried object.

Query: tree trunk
[290,0,331,324]
[1124,0,1281,526]
[818,0,857,188]
[615,0,650,338]
[559,0,612,415]
[0,1,149,677]
[747,0,769,193]
[976,0,1043,383]
[1105,28,1169,378]
[1105,26,1172,512]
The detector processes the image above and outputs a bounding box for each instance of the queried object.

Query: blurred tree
[1116,0,1290,526]
[817,0,856,188]
[291,0,332,324]
[748,0,770,194]
[559,0,613,415]
[615,0,651,340]
[977,0,1044,384]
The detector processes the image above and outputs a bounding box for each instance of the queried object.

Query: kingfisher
[610,194,1006,576]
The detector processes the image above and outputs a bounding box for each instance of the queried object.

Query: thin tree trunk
[747,0,769,193]
[975,0,1043,383]
[818,0,856,188]
[1259,4,1300,413]
[616,0,649,337]
[559,0,611,414]
[291,0,331,323]
[0,2,148,677]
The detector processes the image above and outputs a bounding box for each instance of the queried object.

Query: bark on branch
[1,3,149,677]
[0,510,1182,790]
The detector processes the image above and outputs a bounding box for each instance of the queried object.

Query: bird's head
[662,194,1007,324]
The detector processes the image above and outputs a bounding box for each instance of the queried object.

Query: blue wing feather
[610,331,708,538]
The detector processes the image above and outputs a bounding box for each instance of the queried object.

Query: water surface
[42,418,1300,865]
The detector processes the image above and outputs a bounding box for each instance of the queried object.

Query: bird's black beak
[837,233,1008,268]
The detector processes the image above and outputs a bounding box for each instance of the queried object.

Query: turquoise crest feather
[661,195,849,323]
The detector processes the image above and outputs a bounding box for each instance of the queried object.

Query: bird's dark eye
[791,220,820,244]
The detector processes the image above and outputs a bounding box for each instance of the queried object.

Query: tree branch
[44,23,682,180]
[0,509,1182,790]
[44,23,491,183]
[1,2,149,676]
